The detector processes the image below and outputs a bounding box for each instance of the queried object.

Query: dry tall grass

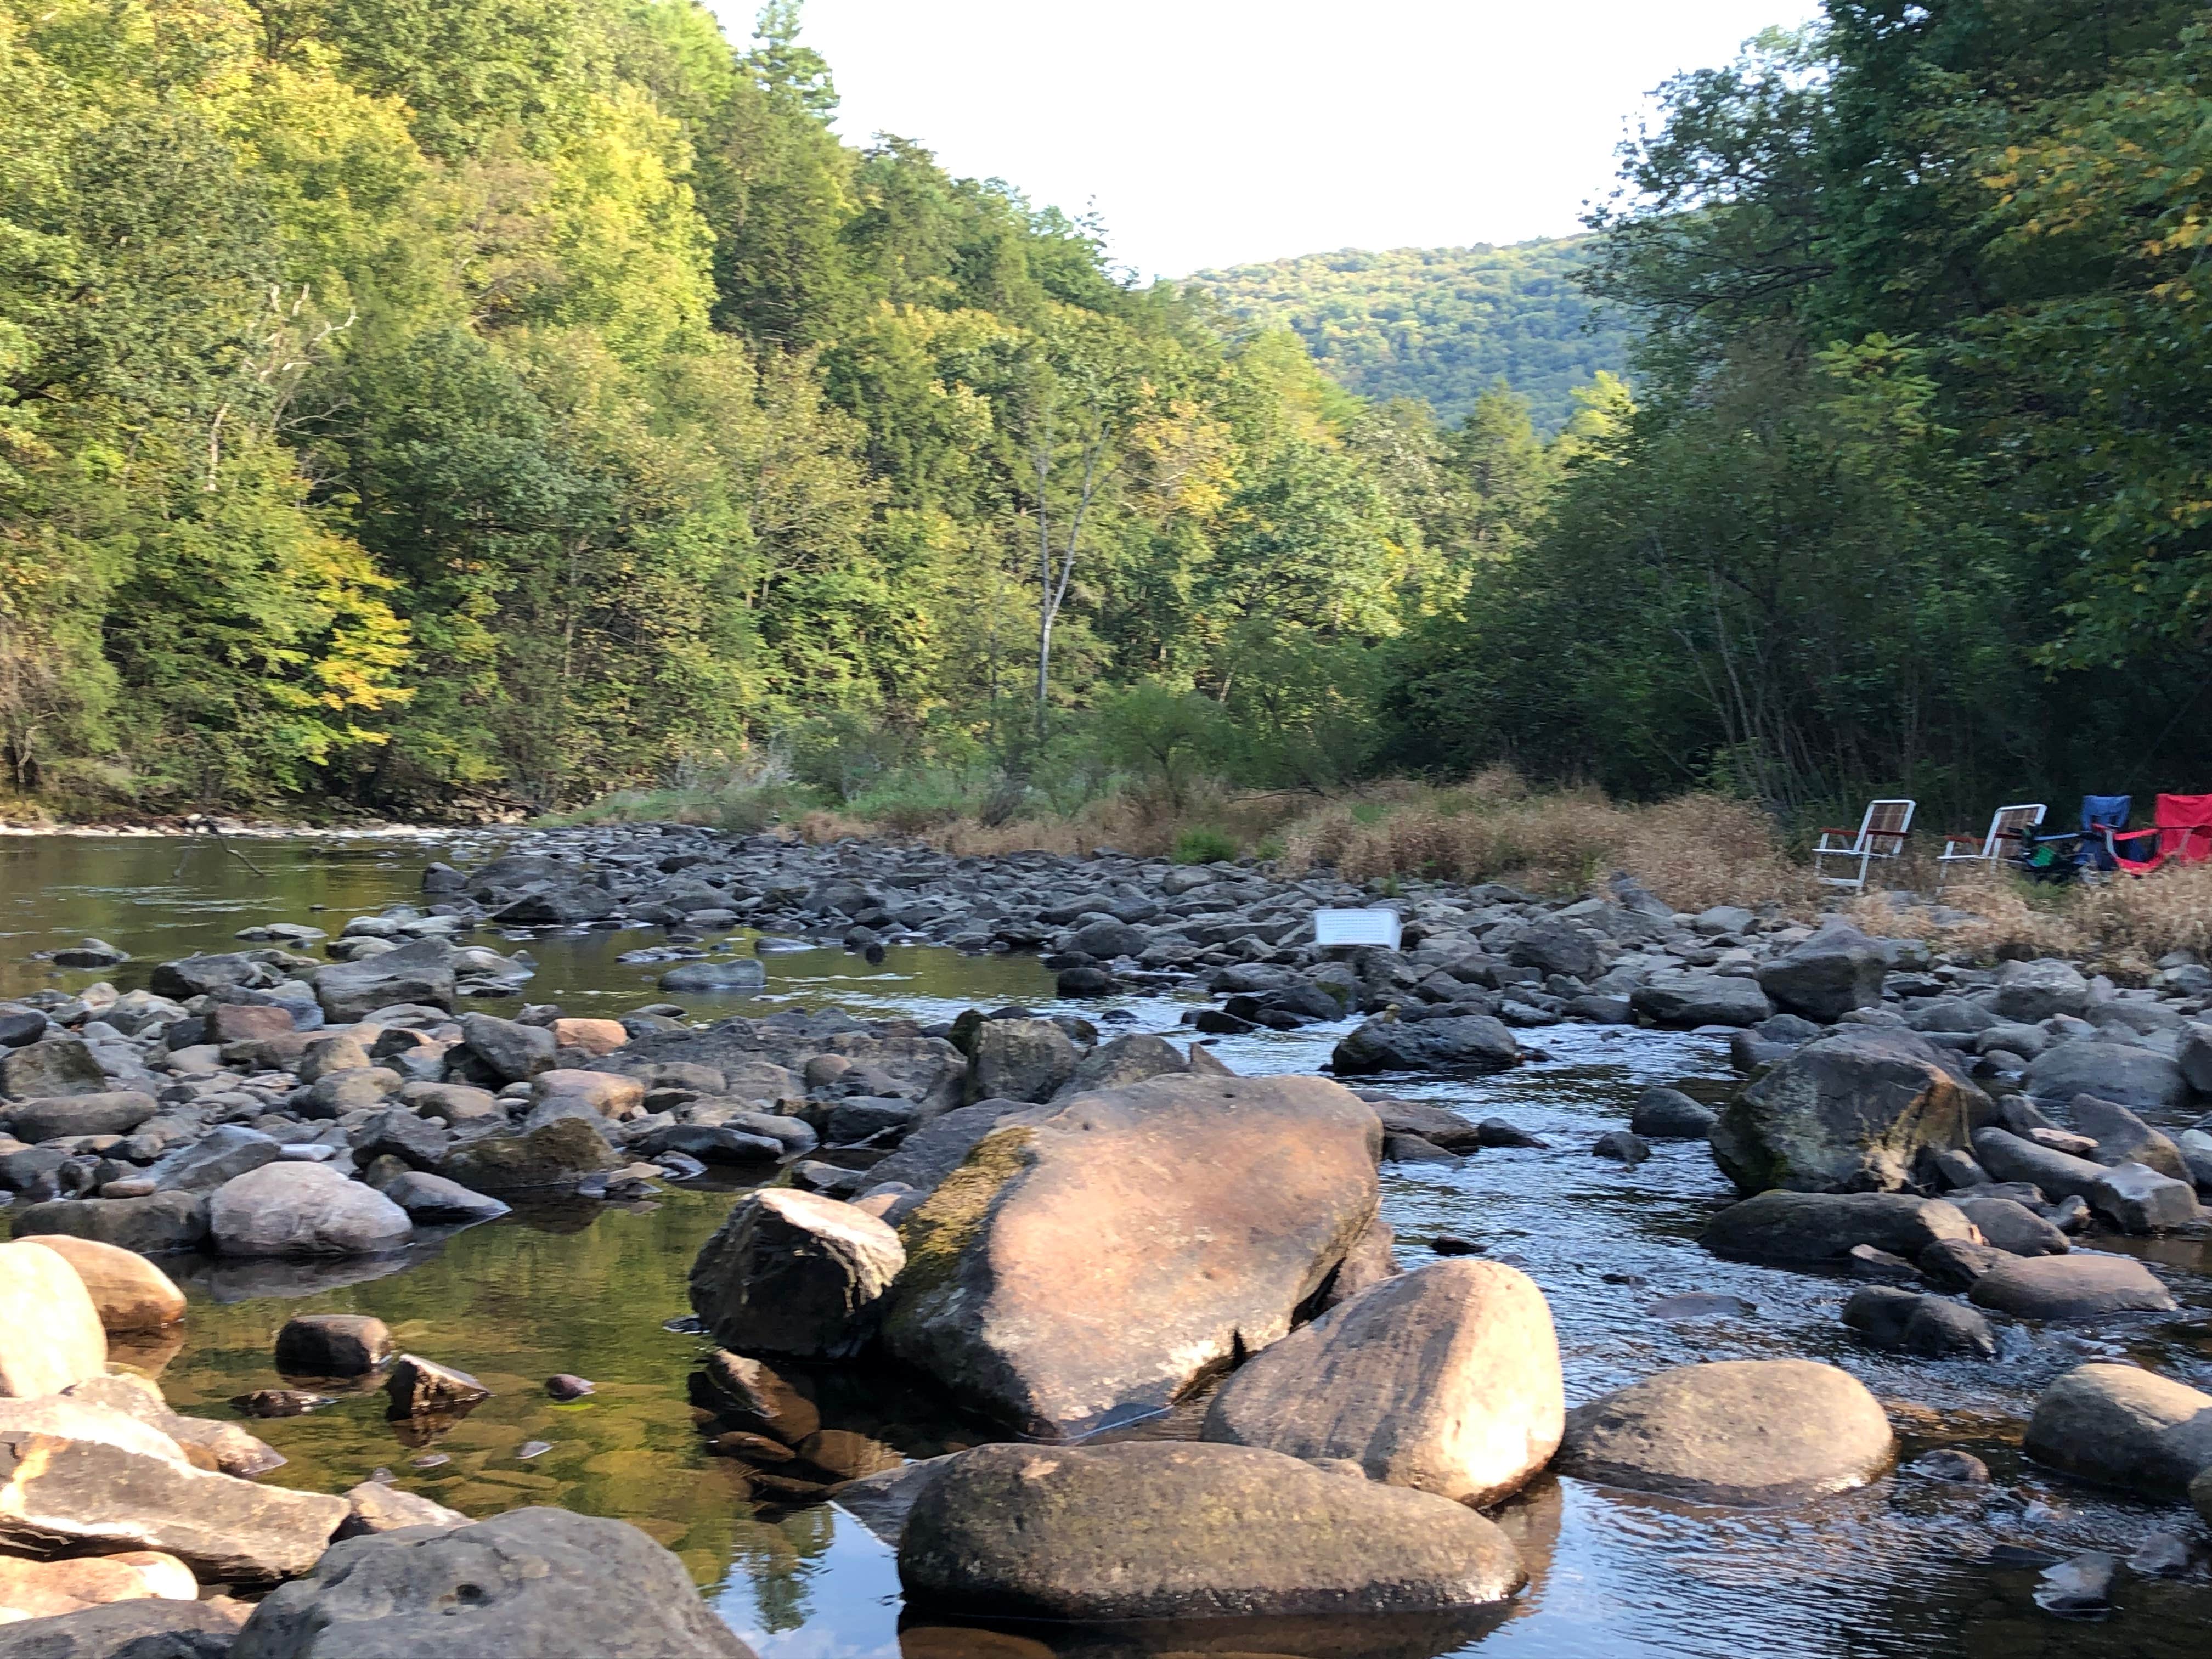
[1274,771,1815,911]
[1849,861,2212,974]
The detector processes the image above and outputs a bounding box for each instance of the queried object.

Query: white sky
[705,1,1824,280]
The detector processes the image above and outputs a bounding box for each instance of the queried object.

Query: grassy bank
[1850,864,2212,979]
[551,768,1815,913]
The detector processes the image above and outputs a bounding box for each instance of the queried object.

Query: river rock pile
[3,827,2211,1651]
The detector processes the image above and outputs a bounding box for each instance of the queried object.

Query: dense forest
[1391,0,2212,820]
[5,0,2209,834]
[1194,240,1634,433]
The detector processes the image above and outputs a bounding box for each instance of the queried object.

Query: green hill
[1190,238,1635,433]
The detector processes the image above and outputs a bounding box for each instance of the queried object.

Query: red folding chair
[2104,793,2212,875]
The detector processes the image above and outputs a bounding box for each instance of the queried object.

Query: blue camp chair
[2017,795,2129,881]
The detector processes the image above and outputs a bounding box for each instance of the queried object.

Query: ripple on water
[5,833,2210,1658]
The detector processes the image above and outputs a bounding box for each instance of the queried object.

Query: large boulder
[2086,1161,2202,1232]
[435,1113,617,1193]
[884,1074,1380,1439]
[688,1190,905,1359]
[208,1164,411,1259]
[1992,958,2090,1023]
[1699,1190,1975,1264]
[0,1041,108,1101]
[456,1014,555,1083]
[10,1192,208,1255]
[313,939,455,1024]
[0,1599,248,1657]
[2023,1041,2189,1115]
[4,1092,158,1142]
[0,1427,346,1584]
[1200,1260,1561,1506]
[1630,974,1774,1029]
[1500,918,1600,980]
[1967,1252,2177,1319]
[227,1506,755,1658]
[1755,921,1887,1022]
[0,1239,107,1397]
[2023,1364,2212,1494]
[150,1125,283,1193]
[1556,1359,1893,1505]
[1045,1034,1189,1104]
[962,1018,1079,1104]
[1709,1028,1990,1195]
[2068,1094,2191,1181]
[1970,1125,2108,1199]
[896,1441,1525,1620]
[1330,1015,1520,1076]
[20,1236,185,1331]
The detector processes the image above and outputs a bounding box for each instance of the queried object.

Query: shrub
[1172,827,1239,865]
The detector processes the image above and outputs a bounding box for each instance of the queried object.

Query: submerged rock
[896,1441,1526,1620]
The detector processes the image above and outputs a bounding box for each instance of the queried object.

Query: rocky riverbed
[0,825,2208,1657]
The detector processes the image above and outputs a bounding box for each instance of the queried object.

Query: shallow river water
[3,832,2209,1658]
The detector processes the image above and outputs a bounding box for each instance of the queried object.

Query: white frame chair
[1936,803,2045,888]
[1813,799,1916,891]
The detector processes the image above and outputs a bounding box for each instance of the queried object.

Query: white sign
[1313,908,1403,950]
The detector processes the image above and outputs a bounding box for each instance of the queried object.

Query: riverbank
[0,827,2208,1655]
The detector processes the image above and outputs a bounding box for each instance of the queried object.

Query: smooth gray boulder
[1955,1196,2068,1256]
[1709,1028,1990,1195]
[208,1163,411,1257]
[2023,1364,2212,1494]
[313,939,455,1023]
[1756,921,1887,1022]
[1967,1253,2177,1319]
[2069,1094,2191,1180]
[896,1441,1525,1619]
[0,1041,108,1101]
[1993,958,2091,1023]
[379,1171,510,1222]
[689,1190,904,1358]
[1631,973,1774,1029]
[1331,1014,1520,1075]
[228,1505,755,1657]
[9,1191,208,1254]
[962,1018,1078,1103]
[884,1074,1379,1438]
[150,1124,283,1192]
[1558,1359,1893,1505]
[1700,1190,1974,1264]
[2086,1161,2201,1232]
[3,1091,157,1142]
[1630,1086,1717,1139]
[2024,1041,2188,1114]
[1970,1126,2108,1199]
[1045,1034,1188,1104]
[1841,1286,1997,1358]
[0,1599,247,1658]
[1200,1260,1561,1505]
[657,959,766,994]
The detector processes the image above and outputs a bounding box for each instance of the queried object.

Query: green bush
[1172,827,1240,865]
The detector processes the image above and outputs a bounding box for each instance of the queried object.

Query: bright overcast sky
[706,1,1823,280]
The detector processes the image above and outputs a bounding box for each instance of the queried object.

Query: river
[3,831,2208,1657]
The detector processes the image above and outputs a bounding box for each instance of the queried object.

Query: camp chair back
[1813,798,1916,890]
[2105,792,2212,875]
[1937,803,2045,886]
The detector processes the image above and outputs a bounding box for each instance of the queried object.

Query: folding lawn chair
[1936,803,2045,888]
[2103,792,2212,876]
[1813,799,1916,891]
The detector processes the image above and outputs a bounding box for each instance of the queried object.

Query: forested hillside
[0,0,1532,815]
[1192,241,1634,432]
[8,0,2209,836]
[1392,0,2212,822]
